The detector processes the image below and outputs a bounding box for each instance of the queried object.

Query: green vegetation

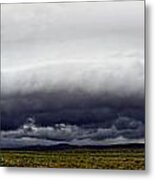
[0,148,144,170]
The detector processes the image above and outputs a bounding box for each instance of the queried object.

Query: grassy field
[0,148,145,170]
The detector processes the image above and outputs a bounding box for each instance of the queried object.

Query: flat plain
[0,146,145,170]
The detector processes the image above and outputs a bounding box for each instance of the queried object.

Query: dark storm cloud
[1,116,144,147]
[1,91,144,131]
[1,61,144,127]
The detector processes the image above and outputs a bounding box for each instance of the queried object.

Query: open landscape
[1,1,145,170]
[0,144,145,169]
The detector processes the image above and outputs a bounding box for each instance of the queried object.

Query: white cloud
[1,1,144,98]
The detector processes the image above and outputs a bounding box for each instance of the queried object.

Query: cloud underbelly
[1,60,145,143]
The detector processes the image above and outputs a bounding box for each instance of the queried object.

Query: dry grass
[0,148,145,170]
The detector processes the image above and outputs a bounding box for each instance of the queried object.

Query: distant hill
[1,143,145,151]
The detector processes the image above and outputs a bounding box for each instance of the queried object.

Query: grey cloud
[1,115,144,148]
[2,2,144,43]
[1,57,144,97]
[115,116,143,130]
[1,1,144,69]
[0,137,60,149]
[0,136,144,149]
[1,122,84,142]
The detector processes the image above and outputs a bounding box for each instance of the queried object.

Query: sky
[1,1,144,148]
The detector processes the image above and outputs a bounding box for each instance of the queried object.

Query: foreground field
[0,148,145,170]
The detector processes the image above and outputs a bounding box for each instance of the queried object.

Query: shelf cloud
[1,1,144,147]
